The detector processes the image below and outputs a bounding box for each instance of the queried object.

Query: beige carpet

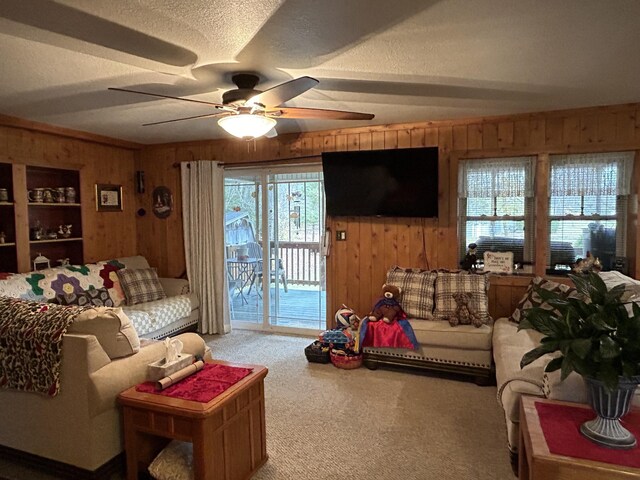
[0,330,515,479]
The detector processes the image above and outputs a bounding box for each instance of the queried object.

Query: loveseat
[492,271,640,466]
[0,301,210,477]
[363,267,494,385]
[0,255,199,339]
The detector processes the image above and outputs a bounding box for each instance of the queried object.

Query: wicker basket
[330,350,363,369]
[305,341,331,364]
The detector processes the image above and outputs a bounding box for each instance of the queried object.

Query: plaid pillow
[55,287,114,307]
[509,276,577,324]
[433,272,491,324]
[386,266,437,320]
[117,268,166,306]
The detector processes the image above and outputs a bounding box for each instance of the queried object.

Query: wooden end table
[118,361,268,480]
[519,396,640,480]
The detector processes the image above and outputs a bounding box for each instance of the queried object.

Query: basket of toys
[329,348,363,370]
[305,341,331,364]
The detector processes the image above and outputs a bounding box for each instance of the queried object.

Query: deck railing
[274,241,323,286]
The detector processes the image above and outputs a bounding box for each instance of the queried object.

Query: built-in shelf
[28,202,81,207]
[0,242,16,247]
[0,202,14,206]
[30,237,83,244]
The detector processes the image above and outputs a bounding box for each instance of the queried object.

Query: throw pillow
[386,266,437,320]
[509,276,577,324]
[148,440,193,480]
[54,287,114,307]
[117,268,166,306]
[433,272,491,325]
[67,307,140,359]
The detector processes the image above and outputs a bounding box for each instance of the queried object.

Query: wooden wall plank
[545,117,564,146]
[452,125,468,151]
[498,122,514,148]
[398,129,411,149]
[513,119,529,148]
[529,118,545,147]
[384,130,398,149]
[410,129,426,148]
[358,219,373,315]
[467,124,482,150]
[482,123,499,149]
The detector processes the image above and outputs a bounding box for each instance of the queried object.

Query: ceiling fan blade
[246,77,319,108]
[108,87,225,109]
[142,112,229,127]
[265,127,278,138]
[268,107,374,120]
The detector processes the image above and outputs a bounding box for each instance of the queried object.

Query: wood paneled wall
[0,123,138,267]
[138,103,640,324]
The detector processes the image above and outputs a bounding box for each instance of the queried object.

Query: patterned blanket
[0,297,88,396]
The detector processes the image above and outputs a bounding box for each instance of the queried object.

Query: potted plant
[519,272,640,449]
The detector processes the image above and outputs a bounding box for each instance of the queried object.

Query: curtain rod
[172,154,321,169]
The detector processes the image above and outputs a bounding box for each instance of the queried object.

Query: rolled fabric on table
[156,360,205,390]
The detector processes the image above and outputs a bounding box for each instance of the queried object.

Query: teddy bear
[368,284,405,324]
[449,292,483,328]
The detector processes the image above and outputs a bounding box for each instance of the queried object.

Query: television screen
[322,147,439,217]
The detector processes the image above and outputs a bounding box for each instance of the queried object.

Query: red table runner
[535,401,640,468]
[136,363,253,403]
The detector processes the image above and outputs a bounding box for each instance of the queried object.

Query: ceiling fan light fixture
[218,114,277,139]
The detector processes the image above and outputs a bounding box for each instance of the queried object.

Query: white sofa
[492,271,640,465]
[363,268,494,384]
[0,255,199,339]
[0,319,210,476]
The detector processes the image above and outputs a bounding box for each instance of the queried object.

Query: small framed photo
[96,184,123,212]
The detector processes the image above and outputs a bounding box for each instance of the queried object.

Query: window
[458,157,535,266]
[548,152,634,270]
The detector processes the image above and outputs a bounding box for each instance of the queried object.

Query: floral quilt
[0,260,126,306]
[0,297,89,396]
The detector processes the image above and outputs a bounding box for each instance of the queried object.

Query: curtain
[550,152,634,196]
[458,156,535,198]
[181,161,230,334]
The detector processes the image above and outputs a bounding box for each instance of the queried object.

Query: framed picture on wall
[96,184,123,212]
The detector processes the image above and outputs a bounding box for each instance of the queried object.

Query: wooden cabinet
[0,163,18,272]
[26,166,83,268]
[0,164,84,273]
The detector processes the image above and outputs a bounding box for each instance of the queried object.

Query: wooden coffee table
[118,361,268,480]
[519,396,640,480]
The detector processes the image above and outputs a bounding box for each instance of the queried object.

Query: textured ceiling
[0,0,639,144]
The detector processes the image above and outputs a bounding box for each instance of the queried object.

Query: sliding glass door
[224,165,326,332]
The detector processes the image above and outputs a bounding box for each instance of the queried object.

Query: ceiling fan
[108,74,375,139]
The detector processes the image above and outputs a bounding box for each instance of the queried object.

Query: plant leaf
[545,356,563,373]
[570,338,592,359]
[560,353,575,380]
[599,335,621,359]
[520,343,559,369]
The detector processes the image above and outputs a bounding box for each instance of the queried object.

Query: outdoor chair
[245,241,288,293]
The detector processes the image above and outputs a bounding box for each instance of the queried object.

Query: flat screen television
[322,147,439,217]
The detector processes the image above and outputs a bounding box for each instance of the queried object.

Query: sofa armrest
[89,332,208,415]
[543,370,588,403]
[159,277,190,296]
[63,333,112,376]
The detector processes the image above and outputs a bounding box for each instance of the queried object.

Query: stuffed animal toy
[368,284,405,324]
[449,292,483,328]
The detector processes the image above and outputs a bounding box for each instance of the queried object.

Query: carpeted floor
[0,330,515,479]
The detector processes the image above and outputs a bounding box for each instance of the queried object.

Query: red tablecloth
[535,401,640,468]
[136,363,253,403]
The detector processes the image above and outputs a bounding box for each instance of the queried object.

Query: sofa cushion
[433,272,490,324]
[509,276,577,324]
[386,266,437,320]
[54,287,114,307]
[67,307,140,359]
[409,319,492,350]
[117,268,166,305]
[123,295,193,337]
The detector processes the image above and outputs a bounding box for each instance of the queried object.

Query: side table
[519,396,640,480]
[118,361,268,480]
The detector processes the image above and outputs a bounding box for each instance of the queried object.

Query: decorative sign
[483,251,514,274]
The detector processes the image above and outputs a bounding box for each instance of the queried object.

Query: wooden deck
[230,285,327,330]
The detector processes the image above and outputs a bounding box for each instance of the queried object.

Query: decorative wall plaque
[483,251,514,274]
[152,186,173,219]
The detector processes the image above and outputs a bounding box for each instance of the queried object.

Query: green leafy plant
[519,272,640,391]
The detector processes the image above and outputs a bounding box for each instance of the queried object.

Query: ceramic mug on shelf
[0,188,8,202]
[43,189,54,203]
[28,188,44,203]
[54,187,66,203]
[65,187,76,203]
